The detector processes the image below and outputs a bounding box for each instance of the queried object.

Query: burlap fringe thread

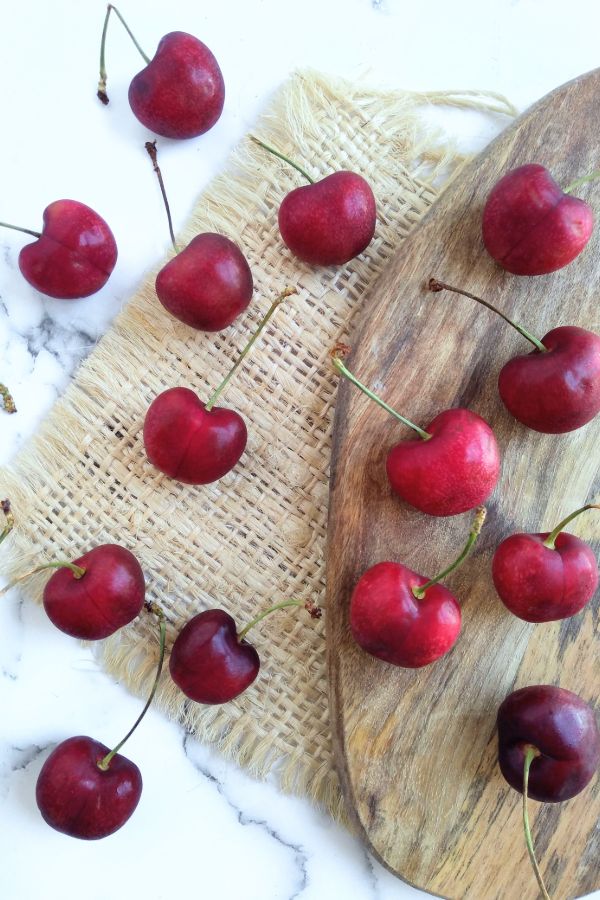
[0,71,516,821]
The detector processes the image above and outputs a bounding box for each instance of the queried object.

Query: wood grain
[326,68,600,899]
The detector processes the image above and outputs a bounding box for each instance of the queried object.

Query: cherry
[144,289,292,484]
[170,600,321,704]
[331,346,500,517]
[482,163,594,275]
[251,137,376,266]
[145,141,253,331]
[429,279,600,434]
[98,6,224,139]
[493,503,599,622]
[0,539,145,640]
[497,684,600,899]
[0,201,118,299]
[350,507,485,668]
[36,605,166,839]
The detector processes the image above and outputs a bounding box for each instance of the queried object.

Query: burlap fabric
[0,71,515,817]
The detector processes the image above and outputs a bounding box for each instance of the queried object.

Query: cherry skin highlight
[128,32,224,139]
[35,736,142,839]
[497,685,600,803]
[17,200,117,299]
[42,544,145,640]
[386,408,500,517]
[482,164,593,275]
[493,532,598,623]
[144,387,247,484]
[350,561,462,668]
[155,233,253,331]
[498,326,600,433]
[278,171,376,265]
[169,609,260,704]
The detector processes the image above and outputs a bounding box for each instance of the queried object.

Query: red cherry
[144,387,247,485]
[482,164,593,275]
[429,280,600,434]
[331,348,500,517]
[492,503,599,622]
[386,408,500,517]
[170,609,260,704]
[350,509,485,668]
[156,234,253,331]
[43,544,145,639]
[251,137,376,265]
[98,9,224,139]
[36,736,142,840]
[0,200,117,299]
[497,685,600,803]
[144,290,291,484]
[498,326,600,433]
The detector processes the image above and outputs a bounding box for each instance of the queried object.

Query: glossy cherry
[493,503,599,623]
[350,508,485,668]
[251,137,376,266]
[497,684,600,898]
[0,200,118,299]
[332,347,500,516]
[429,279,600,434]
[0,542,145,639]
[144,289,292,484]
[170,600,321,704]
[482,163,594,275]
[98,6,224,139]
[35,605,166,839]
[145,141,253,331]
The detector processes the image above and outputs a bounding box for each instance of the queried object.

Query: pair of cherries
[1,509,320,841]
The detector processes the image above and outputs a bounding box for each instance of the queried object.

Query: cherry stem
[0,500,14,546]
[428,278,547,353]
[98,3,150,105]
[564,170,600,195]
[412,507,487,600]
[0,383,17,414]
[145,141,178,252]
[543,503,600,549]
[205,288,295,412]
[0,221,41,239]
[522,745,551,900]
[0,561,86,598]
[237,599,322,643]
[249,136,315,184]
[331,347,431,441]
[98,602,166,770]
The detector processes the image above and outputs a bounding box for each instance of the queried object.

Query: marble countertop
[1,1,599,898]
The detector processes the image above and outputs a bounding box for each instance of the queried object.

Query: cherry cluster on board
[0,7,597,895]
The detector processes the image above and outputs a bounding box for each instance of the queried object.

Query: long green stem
[564,170,600,195]
[523,745,551,900]
[331,349,431,441]
[0,383,17,414]
[249,136,315,184]
[0,561,86,598]
[237,599,321,643]
[205,289,294,412]
[0,500,14,545]
[98,4,150,105]
[412,507,486,599]
[428,278,547,353]
[0,222,40,239]
[543,503,600,549]
[145,141,178,252]
[99,603,166,770]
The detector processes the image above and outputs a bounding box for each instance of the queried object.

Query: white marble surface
[1,1,599,898]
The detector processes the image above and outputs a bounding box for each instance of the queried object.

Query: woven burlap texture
[0,71,515,818]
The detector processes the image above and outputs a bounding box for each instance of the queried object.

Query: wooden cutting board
[327,68,600,900]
